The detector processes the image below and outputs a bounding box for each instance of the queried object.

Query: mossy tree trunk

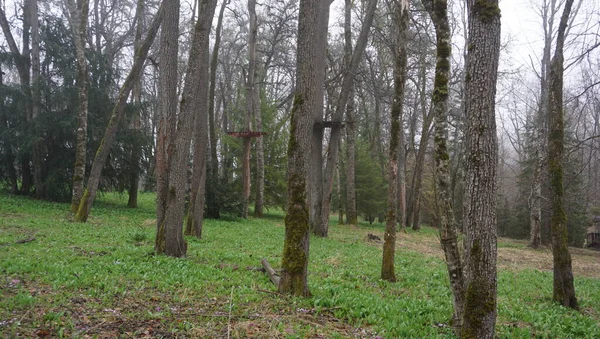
[185,0,217,238]
[318,0,378,236]
[461,0,502,337]
[381,0,409,283]
[423,0,465,332]
[74,5,163,222]
[65,0,90,212]
[155,0,180,232]
[278,0,331,297]
[547,0,578,310]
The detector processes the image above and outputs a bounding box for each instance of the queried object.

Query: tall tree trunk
[0,5,33,195]
[279,0,330,297]
[529,0,557,249]
[185,0,218,238]
[66,0,90,212]
[408,59,434,231]
[0,67,18,194]
[309,0,330,234]
[206,0,228,219]
[318,0,378,236]
[424,0,465,332]
[381,0,409,283]
[75,5,164,222]
[344,0,357,227]
[156,0,179,232]
[156,0,217,255]
[242,0,258,219]
[461,0,501,337]
[547,0,578,310]
[128,0,145,209]
[30,0,44,199]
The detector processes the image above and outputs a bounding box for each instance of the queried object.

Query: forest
[1,0,600,337]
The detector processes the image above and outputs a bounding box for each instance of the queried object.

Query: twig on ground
[256,288,282,296]
[227,286,234,339]
[18,305,35,324]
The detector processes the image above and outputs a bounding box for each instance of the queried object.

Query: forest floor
[1,192,599,338]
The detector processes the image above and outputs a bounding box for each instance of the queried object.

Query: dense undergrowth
[1,193,599,338]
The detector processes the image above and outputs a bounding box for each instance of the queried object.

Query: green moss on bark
[473,0,501,23]
[74,189,90,222]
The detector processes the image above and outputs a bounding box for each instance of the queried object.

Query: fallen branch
[15,237,35,244]
[260,258,280,286]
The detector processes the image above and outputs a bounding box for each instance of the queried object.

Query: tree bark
[206,0,228,219]
[344,0,357,227]
[318,0,378,236]
[0,5,33,195]
[423,0,465,332]
[381,0,409,283]
[461,0,501,337]
[128,0,145,209]
[279,0,330,297]
[185,0,218,238]
[65,0,90,212]
[75,5,164,222]
[547,0,578,310]
[30,0,44,199]
[156,0,180,232]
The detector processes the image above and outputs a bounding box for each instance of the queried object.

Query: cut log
[260,258,280,286]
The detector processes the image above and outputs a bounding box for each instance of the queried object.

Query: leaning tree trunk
[185,0,217,238]
[461,0,501,338]
[423,0,465,332]
[381,0,409,283]
[318,0,378,236]
[156,0,180,231]
[65,0,90,212]
[279,0,330,297]
[547,0,578,310]
[75,5,164,222]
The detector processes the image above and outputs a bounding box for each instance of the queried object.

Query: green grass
[1,192,599,338]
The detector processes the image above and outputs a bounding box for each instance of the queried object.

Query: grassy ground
[1,192,599,338]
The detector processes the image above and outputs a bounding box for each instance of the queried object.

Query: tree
[547,0,578,310]
[74,4,163,222]
[317,0,378,236]
[278,0,329,297]
[185,0,219,238]
[381,0,409,282]
[423,0,465,331]
[156,0,218,255]
[64,0,90,212]
[461,0,502,337]
[156,0,180,233]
